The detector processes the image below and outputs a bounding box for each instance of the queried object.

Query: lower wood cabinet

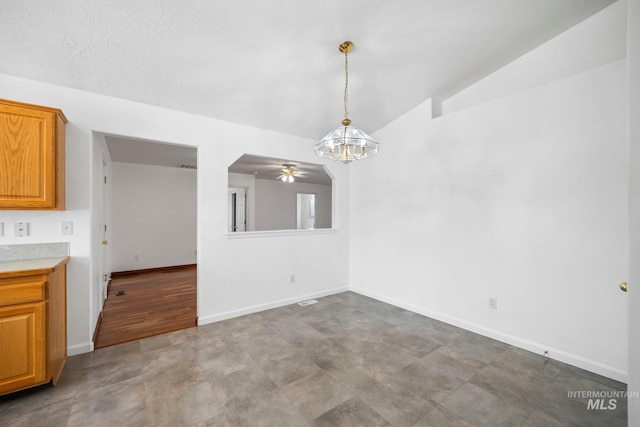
[0,302,46,391]
[0,259,68,396]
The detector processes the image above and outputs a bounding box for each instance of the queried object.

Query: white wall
[351,32,628,384]
[255,180,332,230]
[111,162,197,271]
[0,74,351,353]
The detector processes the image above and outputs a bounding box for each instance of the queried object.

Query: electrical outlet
[290,274,296,283]
[0,222,3,237]
[60,221,73,235]
[134,254,140,261]
[488,297,497,310]
[14,222,29,237]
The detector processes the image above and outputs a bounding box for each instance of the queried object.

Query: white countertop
[0,257,69,277]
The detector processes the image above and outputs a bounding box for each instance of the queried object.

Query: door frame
[627,0,639,423]
[228,186,247,232]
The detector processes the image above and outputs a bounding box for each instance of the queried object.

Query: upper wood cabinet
[0,99,67,210]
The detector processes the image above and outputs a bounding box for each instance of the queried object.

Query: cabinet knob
[102,240,108,245]
[620,282,627,292]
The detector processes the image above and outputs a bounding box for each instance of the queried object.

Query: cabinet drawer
[0,277,45,306]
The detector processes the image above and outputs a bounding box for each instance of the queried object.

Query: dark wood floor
[94,265,197,349]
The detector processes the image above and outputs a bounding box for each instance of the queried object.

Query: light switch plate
[61,221,73,235]
[14,222,29,237]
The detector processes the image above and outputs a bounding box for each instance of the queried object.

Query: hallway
[94,265,197,349]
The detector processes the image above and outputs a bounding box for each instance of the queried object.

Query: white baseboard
[350,286,628,384]
[198,286,349,326]
[67,341,93,356]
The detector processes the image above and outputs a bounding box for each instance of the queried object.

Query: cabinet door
[0,101,63,209]
[0,302,46,395]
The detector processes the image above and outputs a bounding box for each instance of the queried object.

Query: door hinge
[104,176,107,184]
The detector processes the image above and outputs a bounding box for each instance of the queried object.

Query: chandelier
[315,41,379,164]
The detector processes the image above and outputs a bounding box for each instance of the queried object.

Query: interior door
[228,187,246,232]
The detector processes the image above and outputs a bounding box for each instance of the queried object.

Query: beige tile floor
[0,292,628,426]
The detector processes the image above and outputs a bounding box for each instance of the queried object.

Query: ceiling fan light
[280,165,296,183]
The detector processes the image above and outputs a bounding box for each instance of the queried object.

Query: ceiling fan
[228,155,326,184]
[278,164,297,183]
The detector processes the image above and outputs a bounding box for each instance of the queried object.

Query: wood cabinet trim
[0,99,67,123]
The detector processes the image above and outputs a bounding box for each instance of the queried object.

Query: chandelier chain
[344,49,349,122]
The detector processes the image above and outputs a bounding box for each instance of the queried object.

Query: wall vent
[298,299,318,307]
[178,164,197,169]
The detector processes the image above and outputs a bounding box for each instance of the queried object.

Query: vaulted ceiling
[0,0,615,141]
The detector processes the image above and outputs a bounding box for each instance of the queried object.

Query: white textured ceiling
[1,0,615,140]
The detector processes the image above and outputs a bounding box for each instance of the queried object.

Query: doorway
[297,193,316,229]
[228,187,247,232]
[94,134,198,347]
